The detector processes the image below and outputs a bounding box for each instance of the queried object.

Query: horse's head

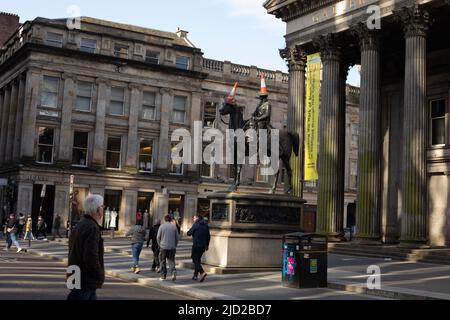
[219,101,244,129]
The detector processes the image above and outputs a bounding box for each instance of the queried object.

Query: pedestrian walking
[51,214,63,240]
[146,219,161,272]
[67,194,105,301]
[17,214,26,239]
[187,214,211,282]
[36,216,48,240]
[24,217,35,240]
[157,214,180,281]
[172,216,181,234]
[125,219,147,274]
[5,214,23,253]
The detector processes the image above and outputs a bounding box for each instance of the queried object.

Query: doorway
[31,184,55,233]
[137,192,154,228]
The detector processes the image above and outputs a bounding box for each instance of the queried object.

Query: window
[203,102,217,128]
[72,131,89,167]
[139,139,153,172]
[46,32,63,47]
[37,127,54,164]
[145,50,160,64]
[256,165,269,183]
[173,96,187,124]
[201,142,213,178]
[349,160,358,189]
[109,87,125,116]
[41,76,59,108]
[114,44,129,58]
[176,56,189,70]
[170,142,183,175]
[76,81,93,111]
[142,91,156,120]
[106,136,122,169]
[431,99,446,146]
[80,38,97,53]
[351,123,359,147]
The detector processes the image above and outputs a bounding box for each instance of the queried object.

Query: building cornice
[265,0,338,22]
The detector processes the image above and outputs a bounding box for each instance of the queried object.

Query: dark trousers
[159,249,176,276]
[152,247,160,269]
[67,289,97,300]
[192,246,206,276]
[5,232,12,249]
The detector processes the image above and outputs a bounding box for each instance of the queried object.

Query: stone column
[0,86,10,165]
[280,45,307,197]
[396,5,431,246]
[156,88,173,174]
[188,91,202,178]
[20,70,40,161]
[353,24,382,242]
[58,73,77,164]
[315,34,345,239]
[121,189,138,231]
[5,80,19,163]
[125,84,141,173]
[54,184,70,232]
[153,190,169,224]
[92,78,109,168]
[184,193,198,234]
[17,182,33,215]
[13,74,26,161]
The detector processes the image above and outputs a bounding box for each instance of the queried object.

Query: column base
[316,232,346,242]
[398,238,429,249]
[352,236,383,245]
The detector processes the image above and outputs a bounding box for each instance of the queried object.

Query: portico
[265,0,450,246]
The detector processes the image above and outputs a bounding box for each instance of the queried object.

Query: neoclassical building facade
[265,0,450,247]
[0,14,359,234]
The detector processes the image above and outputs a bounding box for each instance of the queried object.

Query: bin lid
[283,232,328,241]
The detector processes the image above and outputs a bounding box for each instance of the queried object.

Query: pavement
[0,251,190,300]
[6,237,450,300]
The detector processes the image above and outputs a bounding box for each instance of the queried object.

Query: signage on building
[304,53,321,181]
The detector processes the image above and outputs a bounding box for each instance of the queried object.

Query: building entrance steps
[328,242,450,265]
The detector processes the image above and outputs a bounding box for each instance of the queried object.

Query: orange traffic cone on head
[259,73,268,96]
[227,82,238,104]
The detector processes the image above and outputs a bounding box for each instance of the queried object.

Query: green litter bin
[282,232,328,288]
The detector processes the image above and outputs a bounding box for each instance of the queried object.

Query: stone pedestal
[204,192,305,273]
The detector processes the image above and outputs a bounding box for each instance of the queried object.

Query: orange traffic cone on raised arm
[259,73,268,97]
[227,82,238,104]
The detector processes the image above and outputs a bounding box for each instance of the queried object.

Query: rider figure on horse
[252,74,272,131]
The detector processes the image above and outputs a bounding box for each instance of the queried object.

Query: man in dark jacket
[187,214,211,282]
[147,219,161,272]
[67,194,105,300]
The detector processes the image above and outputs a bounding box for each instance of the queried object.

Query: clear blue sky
[1,0,360,86]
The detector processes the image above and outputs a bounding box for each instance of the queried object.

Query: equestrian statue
[218,75,300,194]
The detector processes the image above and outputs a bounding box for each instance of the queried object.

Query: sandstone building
[0,14,359,234]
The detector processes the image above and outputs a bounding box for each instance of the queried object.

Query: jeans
[9,232,21,249]
[67,289,97,301]
[159,249,176,276]
[24,231,35,240]
[131,242,143,267]
[191,246,206,276]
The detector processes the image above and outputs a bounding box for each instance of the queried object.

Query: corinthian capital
[279,45,306,72]
[394,4,432,38]
[313,33,342,62]
[351,22,380,52]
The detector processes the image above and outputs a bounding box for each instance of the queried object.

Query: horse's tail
[289,131,300,157]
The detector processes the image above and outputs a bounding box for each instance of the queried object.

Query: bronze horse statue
[219,100,300,194]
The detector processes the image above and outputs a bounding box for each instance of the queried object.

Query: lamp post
[67,175,74,238]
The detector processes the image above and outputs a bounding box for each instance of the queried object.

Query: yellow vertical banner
[304,53,321,181]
